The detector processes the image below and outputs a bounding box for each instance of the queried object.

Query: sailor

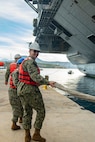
[17,41,56,142]
[8,57,24,130]
[5,54,21,85]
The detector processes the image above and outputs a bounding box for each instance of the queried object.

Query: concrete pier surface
[0,70,95,142]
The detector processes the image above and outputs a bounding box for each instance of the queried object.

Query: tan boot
[25,129,31,142]
[32,129,46,142]
[19,117,23,123]
[11,122,21,130]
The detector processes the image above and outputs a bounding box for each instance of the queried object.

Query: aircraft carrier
[24,0,95,76]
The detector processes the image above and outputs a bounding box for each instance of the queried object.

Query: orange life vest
[19,58,40,86]
[10,63,17,73]
[9,74,16,89]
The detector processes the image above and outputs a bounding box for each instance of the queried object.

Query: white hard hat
[29,41,41,52]
[14,54,21,59]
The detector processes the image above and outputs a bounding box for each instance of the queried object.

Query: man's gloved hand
[5,81,8,85]
[49,81,56,87]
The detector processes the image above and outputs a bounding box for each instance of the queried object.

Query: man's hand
[5,82,8,85]
[49,81,56,87]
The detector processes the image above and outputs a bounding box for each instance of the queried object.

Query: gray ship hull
[25,0,95,76]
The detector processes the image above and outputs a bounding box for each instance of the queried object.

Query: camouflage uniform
[5,64,10,83]
[17,57,49,130]
[8,69,23,123]
[5,54,21,84]
[5,62,17,83]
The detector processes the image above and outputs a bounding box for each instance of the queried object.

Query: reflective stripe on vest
[10,63,17,73]
[9,74,16,89]
[19,58,40,86]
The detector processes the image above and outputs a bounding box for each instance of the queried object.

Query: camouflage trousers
[8,88,23,123]
[17,84,45,130]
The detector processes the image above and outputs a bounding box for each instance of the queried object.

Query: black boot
[11,122,21,130]
[25,129,31,142]
[32,129,46,142]
[19,117,23,123]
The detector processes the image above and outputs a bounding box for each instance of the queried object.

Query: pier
[0,70,95,142]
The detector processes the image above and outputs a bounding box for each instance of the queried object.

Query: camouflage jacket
[5,64,10,83]
[12,69,19,88]
[5,61,16,83]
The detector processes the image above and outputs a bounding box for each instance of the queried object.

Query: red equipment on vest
[9,63,17,73]
[19,58,40,86]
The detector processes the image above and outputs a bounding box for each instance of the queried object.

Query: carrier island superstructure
[24,0,95,77]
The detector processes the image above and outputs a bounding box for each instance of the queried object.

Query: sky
[0,0,69,62]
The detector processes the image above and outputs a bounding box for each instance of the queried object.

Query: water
[41,68,95,113]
